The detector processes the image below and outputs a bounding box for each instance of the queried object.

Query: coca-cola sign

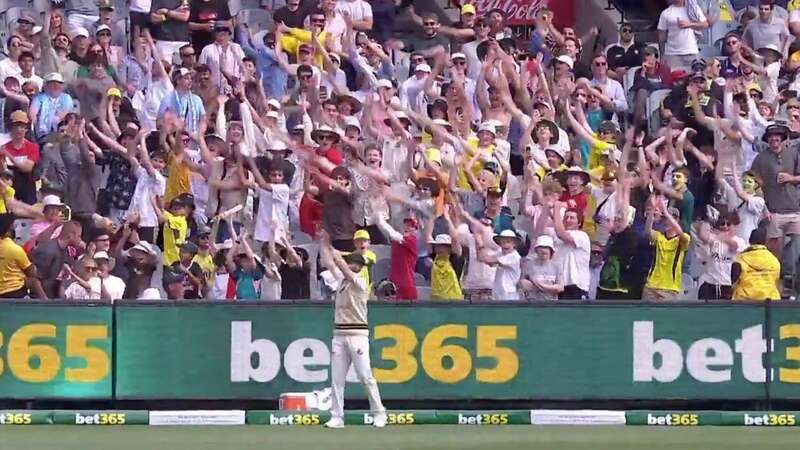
[473,0,574,27]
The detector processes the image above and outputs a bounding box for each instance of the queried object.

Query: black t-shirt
[151,0,190,42]
[273,2,311,29]
[280,263,310,299]
[189,0,231,50]
[171,261,204,299]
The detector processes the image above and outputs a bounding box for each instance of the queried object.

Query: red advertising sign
[472,0,575,27]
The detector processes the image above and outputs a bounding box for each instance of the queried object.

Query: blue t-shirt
[233,264,266,300]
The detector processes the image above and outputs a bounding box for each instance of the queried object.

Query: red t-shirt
[3,139,40,204]
[299,193,323,237]
[390,233,418,301]
[560,191,588,214]
[317,146,342,167]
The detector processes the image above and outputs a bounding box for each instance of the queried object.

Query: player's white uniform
[329,275,385,424]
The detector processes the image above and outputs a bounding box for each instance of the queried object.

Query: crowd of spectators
[0,0,793,302]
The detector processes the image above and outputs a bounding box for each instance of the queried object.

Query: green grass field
[0,425,797,450]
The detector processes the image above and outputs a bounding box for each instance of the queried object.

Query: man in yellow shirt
[642,206,691,300]
[0,169,16,214]
[0,213,46,298]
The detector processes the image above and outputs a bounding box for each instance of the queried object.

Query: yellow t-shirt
[587,134,615,170]
[645,231,691,293]
[162,211,188,266]
[359,250,376,293]
[457,137,498,190]
[431,253,463,300]
[0,185,16,214]
[279,28,330,68]
[0,237,31,294]
[164,155,191,205]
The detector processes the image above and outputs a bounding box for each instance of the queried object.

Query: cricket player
[319,232,387,428]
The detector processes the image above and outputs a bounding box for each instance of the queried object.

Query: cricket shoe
[324,417,345,429]
[372,412,387,428]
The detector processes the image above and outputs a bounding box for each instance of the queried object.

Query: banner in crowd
[0,304,112,399]
[473,0,575,27]
[112,303,800,400]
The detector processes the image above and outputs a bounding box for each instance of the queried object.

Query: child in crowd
[519,235,563,300]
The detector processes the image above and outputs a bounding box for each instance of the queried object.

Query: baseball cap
[10,110,29,124]
[95,24,111,35]
[376,79,393,89]
[353,229,371,241]
[44,72,64,83]
[461,3,476,15]
[342,252,366,267]
[93,251,111,260]
[554,54,574,69]
[106,87,122,98]
[72,27,90,39]
[163,269,186,285]
[429,234,453,246]
[415,63,432,73]
[42,194,64,207]
[267,99,281,109]
[451,52,467,61]
[180,241,199,254]
[130,241,156,256]
[344,116,361,132]
[403,216,420,229]
[175,67,192,78]
[268,140,288,151]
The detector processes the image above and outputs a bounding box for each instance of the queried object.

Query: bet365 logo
[74,413,126,425]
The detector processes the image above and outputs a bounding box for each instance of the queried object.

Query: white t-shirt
[133,77,173,130]
[101,275,126,302]
[64,277,102,300]
[254,184,291,243]
[456,223,495,290]
[260,263,282,301]
[17,73,42,90]
[0,58,21,84]
[129,0,152,13]
[697,235,746,286]
[760,61,781,105]
[492,250,521,300]
[736,196,767,243]
[555,229,591,292]
[336,0,372,22]
[657,5,705,56]
[127,166,166,227]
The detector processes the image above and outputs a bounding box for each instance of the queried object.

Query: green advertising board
[2,302,800,401]
[113,303,797,400]
[0,304,112,399]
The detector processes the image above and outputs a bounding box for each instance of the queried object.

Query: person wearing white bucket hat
[478,228,522,300]
[519,235,563,300]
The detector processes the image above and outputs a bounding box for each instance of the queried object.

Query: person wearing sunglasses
[401,11,450,59]
[657,0,709,71]
[461,16,491,80]
[407,4,475,51]
[605,22,646,82]
[589,55,628,121]
[63,256,107,300]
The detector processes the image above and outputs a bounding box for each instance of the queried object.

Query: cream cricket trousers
[330,333,385,420]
